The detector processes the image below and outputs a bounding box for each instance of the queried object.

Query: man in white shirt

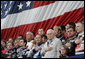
[41,29,62,58]
[26,32,34,50]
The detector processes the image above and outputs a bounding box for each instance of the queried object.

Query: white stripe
[76,42,84,52]
[1,1,84,29]
[75,52,84,55]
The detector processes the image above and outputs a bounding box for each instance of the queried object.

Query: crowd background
[1,22,84,58]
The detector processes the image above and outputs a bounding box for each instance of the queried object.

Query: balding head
[46,29,55,40]
[26,32,33,41]
[76,22,84,34]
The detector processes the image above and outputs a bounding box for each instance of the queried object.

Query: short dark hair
[18,34,24,38]
[41,35,47,39]
[31,32,35,36]
[60,25,66,31]
[9,37,14,41]
[1,40,6,44]
[6,42,13,46]
[39,28,44,29]
[67,26,75,31]
[20,38,27,44]
[68,22,76,29]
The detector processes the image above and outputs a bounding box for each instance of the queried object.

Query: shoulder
[54,37,61,42]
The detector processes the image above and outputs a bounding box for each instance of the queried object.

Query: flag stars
[4,3,7,8]
[10,1,12,4]
[9,7,11,11]
[18,3,23,10]
[5,10,8,15]
[26,1,31,7]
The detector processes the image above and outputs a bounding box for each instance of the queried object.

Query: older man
[41,29,62,58]
[26,32,34,50]
[27,34,42,58]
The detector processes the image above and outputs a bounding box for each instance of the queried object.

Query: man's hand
[45,46,52,52]
[75,39,82,44]
[35,46,41,51]
[65,42,71,47]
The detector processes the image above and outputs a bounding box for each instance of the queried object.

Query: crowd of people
[1,22,84,58]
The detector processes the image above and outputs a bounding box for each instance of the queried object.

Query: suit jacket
[41,37,62,58]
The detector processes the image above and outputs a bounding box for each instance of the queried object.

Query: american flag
[1,1,34,19]
[1,1,84,40]
[1,1,84,56]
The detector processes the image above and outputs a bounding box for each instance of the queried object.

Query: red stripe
[1,7,84,41]
[33,1,56,8]
[76,49,84,52]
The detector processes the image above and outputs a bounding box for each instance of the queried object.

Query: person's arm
[41,43,47,56]
[56,39,62,58]
[69,42,77,56]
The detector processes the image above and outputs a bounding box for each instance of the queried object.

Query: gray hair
[47,29,55,34]
[76,22,84,27]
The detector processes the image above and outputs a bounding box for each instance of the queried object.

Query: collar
[78,32,84,36]
[50,36,56,42]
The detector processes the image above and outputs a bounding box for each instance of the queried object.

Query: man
[75,22,84,55]
[66,22,76,32]
[32,34,42,58]
[26,32,34,50]
[17,35,24,39]
[53,25,66,45]
[76,22,84,40]
[66,26,78,43]
[60,25,67,38]
[25,34,42,58]
[38,28,45,36]
[8,37,14,43]
[6,42,14,58]
[53,26,61,38]
[65,23,84,55]
[60,25,67,44]
[41,35,47,44]
[41,29,62,58]
[17,38,29,58]
[1,40,7,54]
[12,40,20,58]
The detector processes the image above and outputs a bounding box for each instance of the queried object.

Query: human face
[7,43,13,50]
[47,30,54,40]
[35,35,41,44]
[38,29,44,35]
[42,37,45,43]
[20,40,25,47]
[67,28,75,37]
[53,26,59,35]
[53,26,61,37]
[1,41,6,47]
[76,23,84,33]
[26,32,32,41]
[14,40,18,48]
[66,24,70,30]
[61,47,66,55]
